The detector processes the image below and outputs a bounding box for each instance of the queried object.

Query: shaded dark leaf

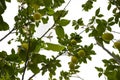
[77,18,84,26]
[95,8,100,16]
[107,3,111,10]
[82,1,93,11]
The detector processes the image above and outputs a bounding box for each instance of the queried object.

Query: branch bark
[0,28,15,42]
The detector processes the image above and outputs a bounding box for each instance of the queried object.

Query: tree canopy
[0,0,120,80]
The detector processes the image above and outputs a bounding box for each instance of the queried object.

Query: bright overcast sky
[1,0,118,80]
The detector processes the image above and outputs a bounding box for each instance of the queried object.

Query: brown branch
[0,28,15,42]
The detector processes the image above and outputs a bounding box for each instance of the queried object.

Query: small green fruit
[33,12,42,20]
[114,41,120,50]
[71,56,78,64]
[69,62,75,69]
[18,43,28,53]
[102,33,114,42]
[77,50,85,57]
[22,43,28,50]
[70,39,77,45]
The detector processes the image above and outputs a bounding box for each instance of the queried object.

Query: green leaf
[107,3,111,10]
[95,67,103,72]
[97,14,104,17]
[96,19,101,24]
[55,26,65,38]
[11,48,15,54]
[74,25,79,30]
[108,17,114,22]
[5,0,11,2]
[52,0,65,8]
[0,0,6,14]
[0,21,9,31]
[47,8,54,15]
[108,22,115,26]
[42,16,49,24]
[89,16,95,24]
[58,19,70,26]
[98,73,102,77]
[0,51,7,58]
[43,0,52,7]
[72,20,77,26]
[95,8,100,16]
[53,10,68,22]
[77,18,84,26]
[31,54,46,64]
[45,43,65,51]
[119,21,120,27]
[82,1,93,11]
[29,64,40,74]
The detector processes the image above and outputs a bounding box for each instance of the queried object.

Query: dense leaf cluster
[0,0,120,80]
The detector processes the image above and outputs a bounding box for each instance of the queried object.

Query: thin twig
[96,40,120,65]
[39,0,72,40]
[112,31,120,34]
[0,28,15,42]
[70,75,84,80]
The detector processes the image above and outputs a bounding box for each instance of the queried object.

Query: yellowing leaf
[45,43,65,51]
[58,19,70,26]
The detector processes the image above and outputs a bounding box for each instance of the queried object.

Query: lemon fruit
[22,43,28,50]
[33,12,42,21]
[77,50,85,57]
[102,33,114,42]
[71,56,78,64]
[114,41,120,50]
[70,39,77,45]
[69,62,75,69]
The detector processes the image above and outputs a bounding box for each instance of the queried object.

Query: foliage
[0,0,120,80]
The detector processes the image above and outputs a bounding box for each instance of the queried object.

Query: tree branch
[22,1,31,80]
[0,28,15,42]
[96,40,120,65]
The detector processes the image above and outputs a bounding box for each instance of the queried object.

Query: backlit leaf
[58,19,70,26]
[45,43,65,51]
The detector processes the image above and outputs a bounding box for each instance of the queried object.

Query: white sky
[1,0,119,80]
